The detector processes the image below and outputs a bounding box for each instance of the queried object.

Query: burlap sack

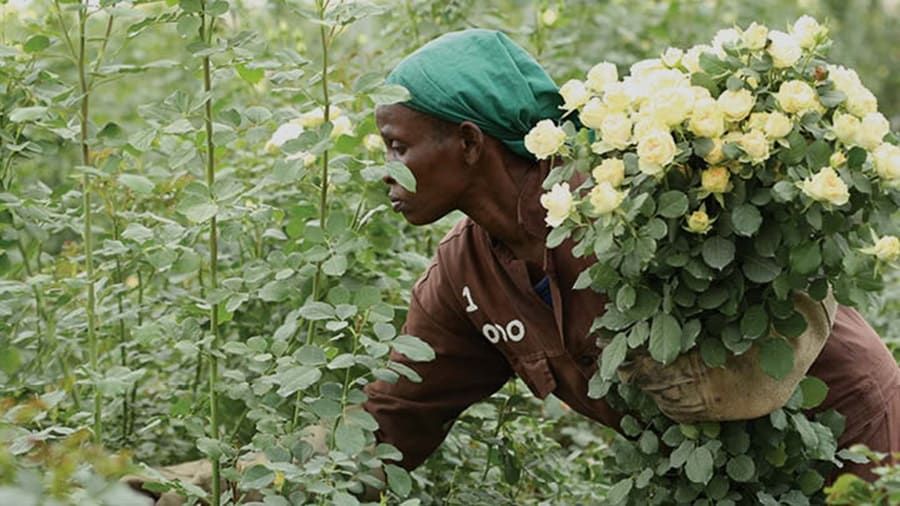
[617,291,838,423]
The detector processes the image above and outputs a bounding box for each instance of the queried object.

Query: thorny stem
[199,3,222,505]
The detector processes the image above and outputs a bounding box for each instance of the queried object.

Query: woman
[362,29,900,480]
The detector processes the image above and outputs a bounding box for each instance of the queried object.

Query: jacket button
[577,355,596,367]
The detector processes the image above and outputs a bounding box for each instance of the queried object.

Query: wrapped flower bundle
[527,17,899,503]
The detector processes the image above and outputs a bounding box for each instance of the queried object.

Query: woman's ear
[458,121,484,166]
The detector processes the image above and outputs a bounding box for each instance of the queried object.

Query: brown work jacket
[363,166,900,473]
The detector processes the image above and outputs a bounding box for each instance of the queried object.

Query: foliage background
[0,0,897,504]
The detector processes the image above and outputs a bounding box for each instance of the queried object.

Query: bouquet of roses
[525,16,899,503]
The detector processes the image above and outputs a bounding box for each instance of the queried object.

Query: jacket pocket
[515,354,557,399]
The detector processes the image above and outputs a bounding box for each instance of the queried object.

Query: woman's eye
[390,142,407,155]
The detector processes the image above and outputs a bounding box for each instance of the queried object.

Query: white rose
[691,86,712,102]
[600,112,633,150]
[791,15,823,49]
[592,158,626,187]
[540,182,574,227]
[713,28,740,54]
[742,22,769,50]
[738,130,770,164]
[540,8,558,27]
[589,182,625,215]
[685,209,714,234]
[831,112,861,146]
[701,166,732,194]
[286,150,317,167]
[364,133,384,151]
[767,30,802,68]
[764,111,793,139]
[800,166,850,206]
[717,88,755,122]
[580,98,608,129]
[828,65,861,95]
[873,143,900,181]
[845,85,878,117]
[298,106,342,128]
[704,137,726,164]
[747,112,769,131]
[524,120,567,160]
[637,129,678,176]
[862,235,900,262]
[776,80,820,115]
[559,79,591,111]
[266,121,304,151]
[586,62,618,93]
[661,47,684,68]
[632,114,669,141]
[857,112,890,151]
[630,58,665,77]
[647,87,694,127]
[683,45,712,74]
[330,115,354,138]
[830,151,847,168]
[689,97,726,138]
[602,82,631,112]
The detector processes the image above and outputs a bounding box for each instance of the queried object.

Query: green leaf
[702,237,735,270]
[726,455,755,482]
[322,254,348,276]
[236,63,265,84]
[385,464,412,496]
[9,106,48,122]
[649,313,681,365]
[657,191,689,218]
[370,84,411,105]
[239,464,275,490]
[600,333,627,380]
[606,478,633,504]
[740,305,769,339]
[386,161,416,192]
[23,35,50,53]
[118,174,155,196]
[774,311,808,338]
[700,338,727,368]
[731,204,762,237]
[260,280,290,302]
[392,335,435,362]
[699,53,730,75]
[790,241,822,275]
[799,376,829,409]
[298,301,335,320]
[758,338,794,380]
[847,147,867,169]
[335,421,366,454]
[276,365,322,397]
[798,469,825,495]
[615,285,636,311]
[742,256,782,283]
[685,447,714,484]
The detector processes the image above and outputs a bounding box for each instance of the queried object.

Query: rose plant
[528,16,899,504]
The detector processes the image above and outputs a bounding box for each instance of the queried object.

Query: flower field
[1,1,898,505]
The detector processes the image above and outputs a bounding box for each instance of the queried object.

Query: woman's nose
[382,173,396,185]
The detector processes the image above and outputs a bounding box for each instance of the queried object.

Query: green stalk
[75,0,102,444]
[111,217,131,441]
[199,5,222,505]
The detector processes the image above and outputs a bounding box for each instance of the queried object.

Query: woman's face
[375,104,471,225]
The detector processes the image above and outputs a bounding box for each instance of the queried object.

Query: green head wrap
[385,29,563,160]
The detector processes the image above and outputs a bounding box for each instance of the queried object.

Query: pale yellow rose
[298,106,343,128]
[831,111,861,146]
[525,120,567,160]
[828,65,861,96]
[873,143,900,181]
[800,166,850,206]
[746,75,760,89]
[739,130,771,164]
[776,80,820,115]
[559,79,591,111]
[791,15,823,49]
[632,115,669,141]
[717,89,755,122]
[592,158,626,187]
[630,58,666,77]
[742,22,769,50]
[586,62,619,93]
[637,129,678,176]
[857,112,891,151]
[661,47,684,68]
[540,182,574,227]
[647,87,694,127]
[600,112,633,150]
[747,112,768,131]
[589,182,625,215]
[685,210,714,234]
[767,30,802,68]
[540,8,558,27]
[862,236,900,262]
[689,97,726,138]
[330,116,354,138]
[683,45,712,74]
[363,133,384,151]
[764,112,793,139]
[602,82,632,112]
[286,150,317,167]
[691,86,713,102]
[701,166,732,194]
[704,137,726,164]
[712,28,741,54]
[580,98,608,129]
[830,151,847,168]
[266,121,304,151]
[846,86,879,118]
